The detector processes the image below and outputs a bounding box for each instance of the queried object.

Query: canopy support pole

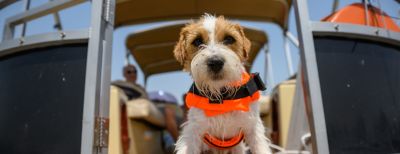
[264,44,274,93]
[284,32,295,76]
[124,49,130,66]
[286,31,299,47]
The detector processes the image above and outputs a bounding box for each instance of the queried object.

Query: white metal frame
[294,0,400,153]
[312,22,400,43]
[0,0,115,153]
[81,0,115,153]
[0,29,89,56]
[294,1,329,152]
[2,0,86,41]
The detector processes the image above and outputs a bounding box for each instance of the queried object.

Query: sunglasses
[126,70,137,74]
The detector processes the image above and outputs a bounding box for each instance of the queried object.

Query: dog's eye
[223,35,235,45]
[192,37,204,47]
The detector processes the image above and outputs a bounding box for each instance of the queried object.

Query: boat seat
[126,98,165,128]
[258,95,273,138]
[126,98,166,154]
[112,80,148,100]
[109,82,166,154]
[109,85,125,154]
[259,95,271,116]
[270,79,296,148]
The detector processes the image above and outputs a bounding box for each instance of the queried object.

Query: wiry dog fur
[174,14,272,154]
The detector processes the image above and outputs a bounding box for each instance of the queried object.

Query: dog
[173,14,272,154]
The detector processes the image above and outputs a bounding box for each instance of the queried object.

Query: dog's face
[174,15,251,97]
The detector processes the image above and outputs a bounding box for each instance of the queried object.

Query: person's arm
[164,107,179,142]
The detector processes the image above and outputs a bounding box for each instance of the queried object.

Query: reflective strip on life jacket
[185,72,263,117]
[203,129,245,150]
[185,91,260,116]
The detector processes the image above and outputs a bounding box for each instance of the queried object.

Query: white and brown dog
[173,14,272,154]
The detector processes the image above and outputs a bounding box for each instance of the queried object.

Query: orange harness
[185,73,265,116]
[185,72,266,150]
[203,129,245,150]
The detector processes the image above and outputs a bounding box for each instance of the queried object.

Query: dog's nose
[207,56,224,73]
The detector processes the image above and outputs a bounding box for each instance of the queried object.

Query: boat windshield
[315,36,400,153]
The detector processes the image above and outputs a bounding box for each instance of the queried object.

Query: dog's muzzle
[207,56,225,73]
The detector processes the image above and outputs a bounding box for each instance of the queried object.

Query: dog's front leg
[175,122,203,154]
[229,142,246,154]
[243,117,272,154]
[175,108,207,154]
[243,104,272,154]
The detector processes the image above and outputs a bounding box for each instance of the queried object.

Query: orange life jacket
[185,72,266,150]
[185,72,265,117]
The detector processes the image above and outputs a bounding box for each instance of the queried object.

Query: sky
[0,0,399,105]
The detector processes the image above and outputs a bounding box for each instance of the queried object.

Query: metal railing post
[81,0,115,153]
[293,0,330,153]
[21,0,31,37]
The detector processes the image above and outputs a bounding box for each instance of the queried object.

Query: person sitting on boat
[148,91,183,154]
[113,64,147,100]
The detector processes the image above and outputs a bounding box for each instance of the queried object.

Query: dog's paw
[175,146,187,154]
[252,145,272,154]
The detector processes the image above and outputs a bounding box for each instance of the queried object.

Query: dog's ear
[174,30,188,65]
[235,24,251,60]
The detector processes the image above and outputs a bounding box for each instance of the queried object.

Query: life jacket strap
[189,72,266,104]
[202,129,245,150]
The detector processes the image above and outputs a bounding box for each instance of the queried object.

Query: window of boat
[314,36,400,153]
